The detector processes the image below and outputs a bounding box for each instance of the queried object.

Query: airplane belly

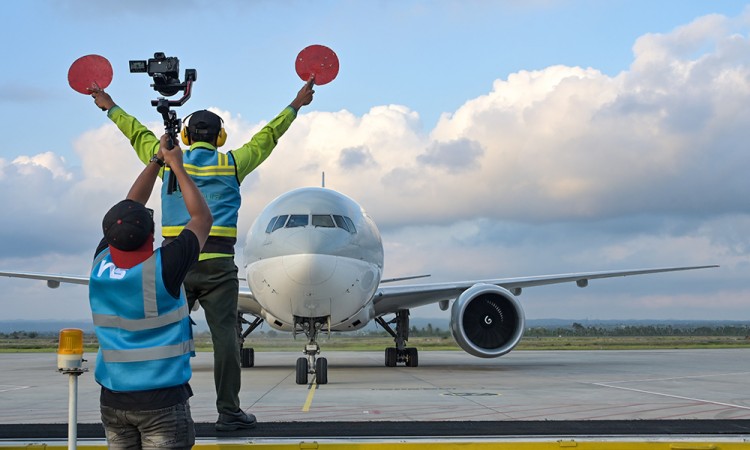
[247,255,380,326]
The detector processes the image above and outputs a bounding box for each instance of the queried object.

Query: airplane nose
[284,228,346,253]
[283,254,337,285]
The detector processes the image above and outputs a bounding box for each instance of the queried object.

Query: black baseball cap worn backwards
[188,110,222,137]
[102,199,154,268]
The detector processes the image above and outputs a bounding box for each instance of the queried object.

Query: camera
[129,52,197,98]
[130,52,198,195]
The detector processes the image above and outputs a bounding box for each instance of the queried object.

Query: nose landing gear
[294,317,329,385]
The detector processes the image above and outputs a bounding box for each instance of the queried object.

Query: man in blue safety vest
[90,134,212,449]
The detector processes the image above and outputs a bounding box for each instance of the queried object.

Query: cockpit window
[267,215,288,233]
[265,213,356,233]
[265,217,276,233]
[265,216,278,233]
[343,216,357,233]
[312,214,336,228]
[274,215,289,231]
[332,215,350,232]
[286,214,309,228]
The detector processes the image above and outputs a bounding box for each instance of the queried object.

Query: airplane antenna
[322,171,325,188]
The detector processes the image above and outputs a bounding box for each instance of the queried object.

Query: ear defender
[216,127,227,147]
[180,112,227,147]
[180,119,191,145]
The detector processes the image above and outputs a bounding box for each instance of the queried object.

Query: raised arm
[89,85,160,165]
[125,148,164,205]
[232,77,316,182]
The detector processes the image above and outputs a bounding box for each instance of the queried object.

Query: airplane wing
[238,286,254,300]
[371,265,719,316]
[0,270,89,288]
[0,270,262,298]
[2,265,720,319]
[0,269,267,314]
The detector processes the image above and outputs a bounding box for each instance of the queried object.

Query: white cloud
[11,152,72,180]
[0,122,161,259]
[242,21,750,229]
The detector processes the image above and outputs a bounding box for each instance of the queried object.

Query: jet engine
[450,283,525,358]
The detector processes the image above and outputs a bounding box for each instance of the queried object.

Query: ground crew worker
[90,134,212,448]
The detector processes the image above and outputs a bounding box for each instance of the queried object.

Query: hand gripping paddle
[68,54,113,94]
[295,45,339,85]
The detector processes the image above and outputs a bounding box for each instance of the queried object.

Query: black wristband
[149,155,165,167]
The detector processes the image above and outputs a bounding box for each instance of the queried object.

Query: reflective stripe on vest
[102,340,195,363]
[177,164,236,177]
[162,225,237,238]
[93,306,189,332]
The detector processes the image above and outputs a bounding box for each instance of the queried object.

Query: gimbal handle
[156,100,181,195]
[152,78,195,195]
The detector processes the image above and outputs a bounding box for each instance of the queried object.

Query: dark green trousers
[184,257,241,415]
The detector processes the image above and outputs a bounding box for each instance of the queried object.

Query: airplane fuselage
[242,188,384,332]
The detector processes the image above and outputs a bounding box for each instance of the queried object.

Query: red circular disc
[295,45,339,85]
[68,54,113,94]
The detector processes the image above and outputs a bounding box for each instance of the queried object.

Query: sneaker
[215,409,257,431]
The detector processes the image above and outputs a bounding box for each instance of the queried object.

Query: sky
[1,0,750,324]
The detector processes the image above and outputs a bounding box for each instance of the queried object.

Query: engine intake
[450,284,525,358]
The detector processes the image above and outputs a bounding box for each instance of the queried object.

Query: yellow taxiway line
[301,378,318,412]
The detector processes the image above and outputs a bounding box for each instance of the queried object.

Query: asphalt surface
[1,349,750,438]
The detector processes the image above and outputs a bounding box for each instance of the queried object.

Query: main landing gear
[294,316,328,385]
[375,309,418,367]
[238,314,262,369]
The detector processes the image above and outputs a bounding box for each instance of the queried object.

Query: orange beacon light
[57,328,84,371]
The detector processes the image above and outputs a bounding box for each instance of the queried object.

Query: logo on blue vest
[97,261,127,279]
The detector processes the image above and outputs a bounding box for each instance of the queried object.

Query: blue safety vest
[161,148,240,254]
[89,248,193,392]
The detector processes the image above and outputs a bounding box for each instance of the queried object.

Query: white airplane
[0,186,718,385]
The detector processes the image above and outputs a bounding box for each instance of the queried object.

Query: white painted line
[0,385,30,393]
[592,382,750,411]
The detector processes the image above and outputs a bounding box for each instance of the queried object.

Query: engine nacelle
[450,284,526,358]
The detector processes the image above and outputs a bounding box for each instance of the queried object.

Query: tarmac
[2,349,750,444]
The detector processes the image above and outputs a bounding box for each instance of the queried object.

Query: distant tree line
[3,323,750,340]
[524,323,750,337]
[0,331,41,339]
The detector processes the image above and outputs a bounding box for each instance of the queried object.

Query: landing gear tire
[296,357,309,385]
[237,314,263,368]
[385,347,397,367]
[378,310,419,367]
[240,347,254,368]
[406,347,419,367]
[315,357,328,384]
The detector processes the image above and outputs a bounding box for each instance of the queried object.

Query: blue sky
[1,0,750,323]
[5,1,747,157]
